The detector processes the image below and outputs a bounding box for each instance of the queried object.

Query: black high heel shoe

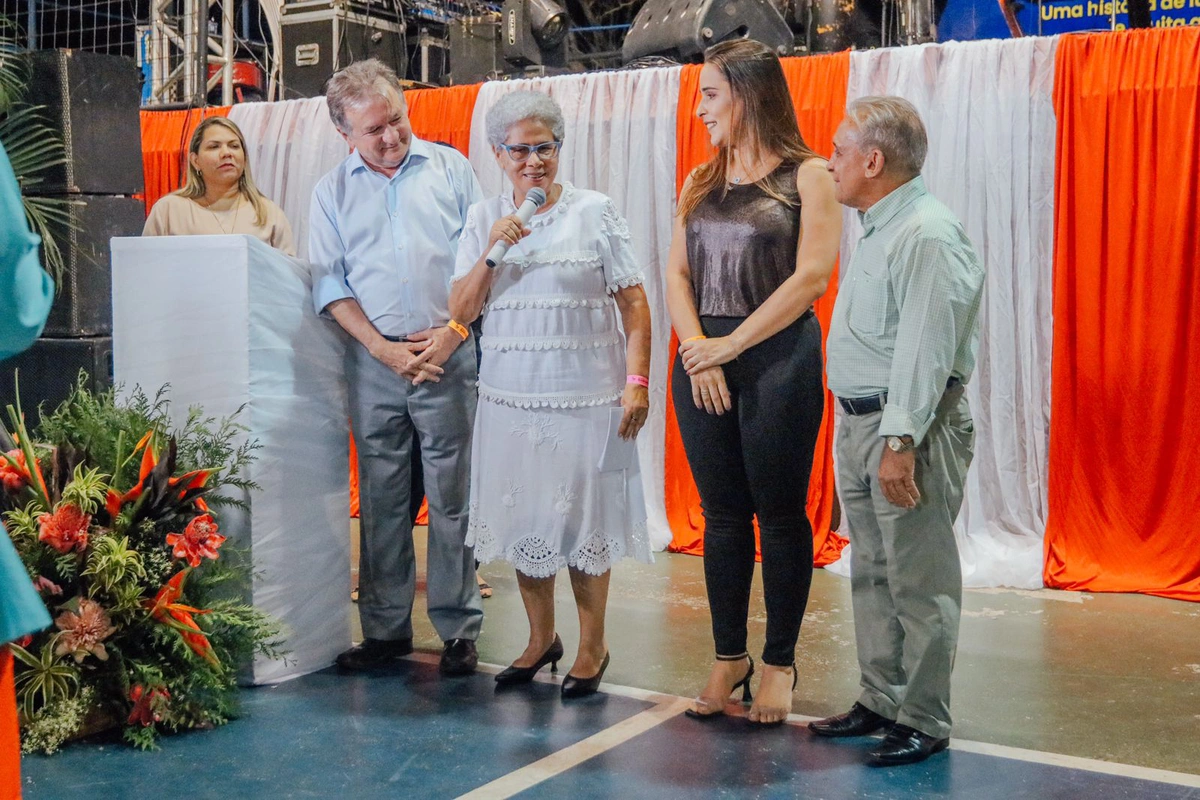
[747,661,796,726]
[495,634,564,685]
[560,652,610,698]
[685,655,755,720]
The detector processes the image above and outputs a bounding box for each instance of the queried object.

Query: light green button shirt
[826,176,984,445]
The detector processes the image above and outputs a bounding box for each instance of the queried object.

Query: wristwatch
[886,436,915,453]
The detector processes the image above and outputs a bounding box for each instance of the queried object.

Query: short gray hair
[845,96,928,179]
[326,59,404,134]
[486,91,565,148]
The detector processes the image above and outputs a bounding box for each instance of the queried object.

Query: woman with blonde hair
[143,116,295,255]
[665,39,842,725]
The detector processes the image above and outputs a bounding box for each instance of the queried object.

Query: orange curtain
[1,647,18,800]
[139,107,231,216]
[406,83,483,154]
[348,84,482,524]
[1044,28,1200,601]
[665,54,850,567]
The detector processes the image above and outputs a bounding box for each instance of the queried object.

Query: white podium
[111,235,351,684]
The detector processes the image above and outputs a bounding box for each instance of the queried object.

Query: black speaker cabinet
[43,195,145,338]
[448,17,502,85]
[0,337,113,417]
[622,0,795,63]
[281,1,405,98]
[28,50,144,196]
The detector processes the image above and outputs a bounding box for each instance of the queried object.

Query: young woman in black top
[665,39,842,725]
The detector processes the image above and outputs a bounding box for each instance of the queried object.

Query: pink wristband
[626,375,649,388]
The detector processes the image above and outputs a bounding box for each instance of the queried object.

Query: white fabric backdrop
[226,47,1056,581]
[827,38,1058,588]
[229,98,349,260]
[468,67,682,552]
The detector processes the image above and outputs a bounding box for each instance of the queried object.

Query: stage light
[622,0,794,64]
[527,0,569,48]
[502,0,571,71]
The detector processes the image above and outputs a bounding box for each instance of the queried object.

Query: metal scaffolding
[145,0,236,106]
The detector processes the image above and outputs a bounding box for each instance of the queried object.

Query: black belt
[838,377,961,416]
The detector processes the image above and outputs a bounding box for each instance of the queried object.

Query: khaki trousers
[837,387,974,738]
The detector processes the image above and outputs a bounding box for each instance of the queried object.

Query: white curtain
[229,98,349,260]
[468,67,683,552]
[827,37,1058,588]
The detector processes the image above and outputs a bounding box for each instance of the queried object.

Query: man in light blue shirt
[810,97,983,766]
[309,59,484,676]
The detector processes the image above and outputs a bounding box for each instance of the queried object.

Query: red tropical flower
[145,570,220,667]
[168,469,211,505]
[1,448,29,492]
[165,514,226,567]
[37,504,91,553]
[105,432,212,518]
[105,432,155,517]
[127,684,171,727]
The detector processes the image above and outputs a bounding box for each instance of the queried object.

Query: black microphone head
[527,187,548,207]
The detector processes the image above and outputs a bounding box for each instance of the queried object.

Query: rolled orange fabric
[1,647,20,800]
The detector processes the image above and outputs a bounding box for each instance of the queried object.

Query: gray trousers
[837,386,974,739]
[348,336,483,643]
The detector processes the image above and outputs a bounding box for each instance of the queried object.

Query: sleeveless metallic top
[686,161,801,317]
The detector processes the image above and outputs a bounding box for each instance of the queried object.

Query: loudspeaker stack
[0,50,145,417]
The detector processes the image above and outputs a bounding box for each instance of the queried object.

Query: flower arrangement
[1,377,283,753]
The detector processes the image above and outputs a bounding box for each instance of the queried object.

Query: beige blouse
[142,193,296,256]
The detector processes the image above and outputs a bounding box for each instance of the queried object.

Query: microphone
[485,186,547,268]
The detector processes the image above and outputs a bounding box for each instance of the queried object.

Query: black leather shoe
[495,634,564,685]
[439,638,479,676]
[335,638,413,671]
[868,724,950,766]
[808,702,894,737]
[561,652,610,699]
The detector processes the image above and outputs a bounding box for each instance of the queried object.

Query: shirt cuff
[878,404,935,446]
[313,274,353,318]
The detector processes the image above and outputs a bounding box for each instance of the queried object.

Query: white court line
[946,740,1200,788]
[402,654,1200,791]
[455,697,692,799]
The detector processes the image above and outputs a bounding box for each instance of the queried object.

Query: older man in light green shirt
[809,97,984,767]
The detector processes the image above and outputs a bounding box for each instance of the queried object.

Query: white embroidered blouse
[453,182,645,408]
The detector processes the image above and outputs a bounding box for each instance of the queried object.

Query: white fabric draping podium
[111,235,351,683]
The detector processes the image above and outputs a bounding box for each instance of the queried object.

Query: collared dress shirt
[309,137,483,337]
[826,176,985,445]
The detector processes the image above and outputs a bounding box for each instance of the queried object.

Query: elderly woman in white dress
[449,91,652,698]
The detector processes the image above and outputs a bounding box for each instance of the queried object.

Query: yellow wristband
[448,319,469,340]
[681,335,707,344]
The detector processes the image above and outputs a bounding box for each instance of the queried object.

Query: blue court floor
[20,656,1200,799]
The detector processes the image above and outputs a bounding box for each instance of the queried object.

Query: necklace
[728,157,783,187]
[207,196,241,234]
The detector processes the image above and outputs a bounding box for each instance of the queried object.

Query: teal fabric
[0,141,54,643]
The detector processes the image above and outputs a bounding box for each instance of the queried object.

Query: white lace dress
[453,183,652,577]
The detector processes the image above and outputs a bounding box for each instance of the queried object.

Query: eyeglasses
[498,141,563,162]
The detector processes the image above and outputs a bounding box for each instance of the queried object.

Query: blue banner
[937,0,1200,40]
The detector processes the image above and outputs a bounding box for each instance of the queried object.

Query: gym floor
[20,525,1200,798]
